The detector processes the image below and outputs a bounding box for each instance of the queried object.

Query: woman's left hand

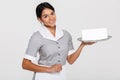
[81,41,95,46]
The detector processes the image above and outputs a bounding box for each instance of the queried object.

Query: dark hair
[36,2,55,18]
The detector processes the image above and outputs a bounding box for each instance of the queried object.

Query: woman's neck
[46,25,56,37]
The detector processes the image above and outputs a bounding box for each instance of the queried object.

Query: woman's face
[39,8,56,28]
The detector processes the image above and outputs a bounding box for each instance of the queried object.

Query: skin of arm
[67,42,94,64]
[22,42,94,72]
[22,58,62,73]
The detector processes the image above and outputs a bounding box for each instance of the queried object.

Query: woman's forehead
[42,8,54,15]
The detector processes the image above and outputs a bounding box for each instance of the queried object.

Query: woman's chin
[49,24,56,27]
[45,24,56,28]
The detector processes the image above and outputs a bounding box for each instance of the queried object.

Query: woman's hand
[81,41,95,46]
[49,64,62,73]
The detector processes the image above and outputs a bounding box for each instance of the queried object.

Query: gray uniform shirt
[25,30,74,66]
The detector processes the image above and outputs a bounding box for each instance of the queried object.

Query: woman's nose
[49,16,53,20]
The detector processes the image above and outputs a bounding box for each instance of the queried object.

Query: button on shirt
[24,26,74,66]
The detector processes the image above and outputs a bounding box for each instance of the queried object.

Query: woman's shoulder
[62,29,71,36]
[30,31,42,40]
[31,31,39,37]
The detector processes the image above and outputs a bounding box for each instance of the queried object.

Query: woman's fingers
[82,41,95,45]
[56,64,62,72]
[50,64,62,73]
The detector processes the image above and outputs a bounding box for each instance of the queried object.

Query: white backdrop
[0,0,120,80]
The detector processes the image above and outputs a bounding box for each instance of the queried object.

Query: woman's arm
[22,58,62,73]
[67,42,94,65]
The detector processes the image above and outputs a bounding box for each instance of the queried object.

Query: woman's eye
[42,15,48,18]
[43,15,48,18]
[51,12,54,15]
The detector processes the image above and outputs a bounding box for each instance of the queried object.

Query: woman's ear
[37,18,44,26]
[37,18,42,22]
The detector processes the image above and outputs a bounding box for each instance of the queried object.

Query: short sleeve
[24,32,41,61]
[68,33,75,55]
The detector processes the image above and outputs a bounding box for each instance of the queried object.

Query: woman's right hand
[49,64,62,73]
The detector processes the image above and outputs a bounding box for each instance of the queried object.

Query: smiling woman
[38,8,56,36]
[22,2,94,80]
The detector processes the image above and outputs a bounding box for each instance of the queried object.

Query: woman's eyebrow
[41,14,48,17]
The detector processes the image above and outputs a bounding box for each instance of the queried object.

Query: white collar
[39,25,64,41]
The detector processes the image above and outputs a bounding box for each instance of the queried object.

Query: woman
[22,2,94,80]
